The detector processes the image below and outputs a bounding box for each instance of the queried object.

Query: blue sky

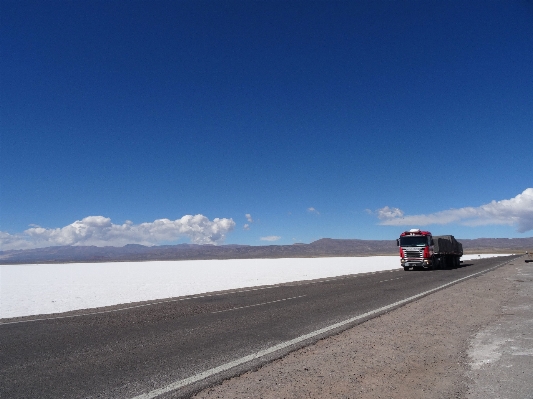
[1,0,532,249]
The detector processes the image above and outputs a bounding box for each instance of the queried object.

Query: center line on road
[210,295,307,314]
[379,277,402,283]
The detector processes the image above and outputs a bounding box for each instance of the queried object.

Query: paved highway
[0,255,518,398]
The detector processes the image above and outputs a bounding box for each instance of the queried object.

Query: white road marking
[130,258,516,399]
[379,277,402,283]
[210,295,307,314]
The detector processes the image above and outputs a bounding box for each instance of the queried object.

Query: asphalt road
[0,255,518,399]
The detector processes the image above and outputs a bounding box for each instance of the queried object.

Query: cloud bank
[375,188,533,233]
[0,215,236,250]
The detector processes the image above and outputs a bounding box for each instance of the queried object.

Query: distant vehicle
[396,229,463,271]
[526,251,532,263]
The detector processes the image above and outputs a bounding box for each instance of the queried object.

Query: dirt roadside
[193,258,529,399]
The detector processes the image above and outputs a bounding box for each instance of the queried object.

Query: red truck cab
[397,229,434,270]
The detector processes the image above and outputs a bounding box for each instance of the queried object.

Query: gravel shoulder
[467,259,533,399]
[194,258,530,399]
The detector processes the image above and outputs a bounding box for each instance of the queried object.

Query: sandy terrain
[194,259,528,399]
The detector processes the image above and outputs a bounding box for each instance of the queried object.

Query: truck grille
[405,250,423,259]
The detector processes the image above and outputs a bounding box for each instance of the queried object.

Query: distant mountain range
[1,237,532,264]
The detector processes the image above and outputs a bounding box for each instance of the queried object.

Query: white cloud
[376,206,404,220]
[375,188,533,233]
[0,231,30,250]
[0,215,236,250]
[307,207,319,215]
[260,235,281,242]
[244,213,253,230]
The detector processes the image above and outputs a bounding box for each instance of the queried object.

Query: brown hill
[1,237,531,264]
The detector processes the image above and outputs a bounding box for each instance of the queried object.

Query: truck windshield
[399,236,428,247]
